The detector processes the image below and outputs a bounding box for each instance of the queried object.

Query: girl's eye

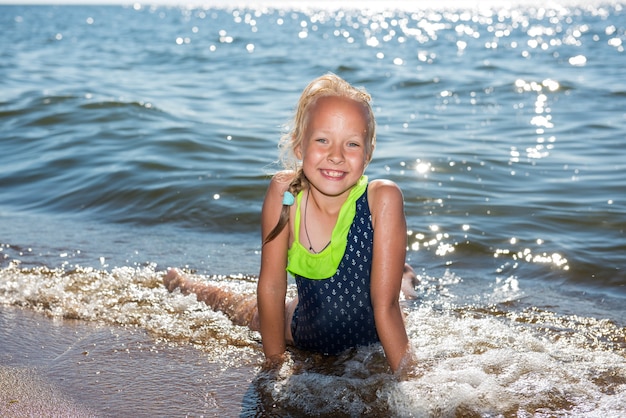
[348,142,361,148]
[316,138,328,143]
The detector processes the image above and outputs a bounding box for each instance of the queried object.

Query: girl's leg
[163,268,297,340]
[163,268,258,328]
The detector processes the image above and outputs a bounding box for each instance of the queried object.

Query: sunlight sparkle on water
[568,54,587,66]
[415,160,432,174]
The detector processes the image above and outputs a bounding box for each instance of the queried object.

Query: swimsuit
[287,176,379,355]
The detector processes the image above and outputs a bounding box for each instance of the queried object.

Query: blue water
[1,2,625,416]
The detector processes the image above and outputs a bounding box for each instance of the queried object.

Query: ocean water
[0,1,625,416]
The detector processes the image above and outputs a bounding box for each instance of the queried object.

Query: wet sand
[0,307,262,417]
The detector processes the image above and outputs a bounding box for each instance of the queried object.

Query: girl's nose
[327,145,344,164]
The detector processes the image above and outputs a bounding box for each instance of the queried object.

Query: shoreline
[0,306,260,417]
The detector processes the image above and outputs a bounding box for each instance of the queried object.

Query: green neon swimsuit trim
[287,175,368,280]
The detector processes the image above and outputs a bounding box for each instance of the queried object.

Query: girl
[165,74,417,373]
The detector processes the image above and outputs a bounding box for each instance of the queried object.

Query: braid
[262,169,307,245]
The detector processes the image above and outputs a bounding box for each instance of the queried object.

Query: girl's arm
[257,174,292,365]
[369,179,410,372]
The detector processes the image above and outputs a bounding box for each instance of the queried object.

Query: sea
[0,0,624,416]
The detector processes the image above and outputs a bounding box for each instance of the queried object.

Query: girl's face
[296,96,370,198]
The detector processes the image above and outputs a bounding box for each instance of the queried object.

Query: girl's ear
[294,138,303,160]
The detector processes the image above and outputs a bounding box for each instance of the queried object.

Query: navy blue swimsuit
[290,189,379,355]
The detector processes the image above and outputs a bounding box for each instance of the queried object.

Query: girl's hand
[262,353,287,371]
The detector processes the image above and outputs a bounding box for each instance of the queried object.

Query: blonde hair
[263,73,376,245]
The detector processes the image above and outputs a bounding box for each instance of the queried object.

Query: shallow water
[0,307,258,417]
[1,1,625,416]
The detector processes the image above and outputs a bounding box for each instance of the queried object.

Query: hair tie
[282,191,295,206]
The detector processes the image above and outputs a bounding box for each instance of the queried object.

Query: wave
[0,91,272,230]
[0,263,624,416]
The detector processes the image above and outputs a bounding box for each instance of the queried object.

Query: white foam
[387,308,626,415]
[1,264,624,415]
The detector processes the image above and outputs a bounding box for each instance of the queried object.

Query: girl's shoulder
[270,170,297,188]
[367,180,404,229]
[367,178,405,218]
[266,170,297,195]
[264,170,300,210]
[367,178,403,201]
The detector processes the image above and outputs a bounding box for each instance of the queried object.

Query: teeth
[323,170,344,178]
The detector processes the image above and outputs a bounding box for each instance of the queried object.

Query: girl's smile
[320,169,347,179]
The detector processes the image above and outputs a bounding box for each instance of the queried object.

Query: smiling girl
[165,74,417,374]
